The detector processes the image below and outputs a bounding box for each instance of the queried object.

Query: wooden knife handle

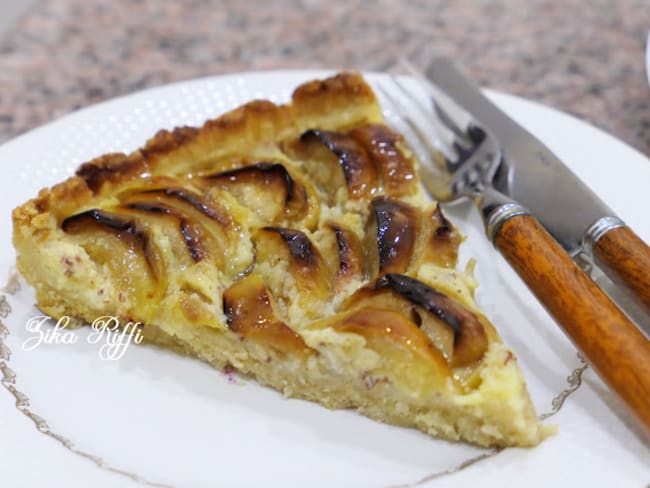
[592,226,650,312]
[494,213,650,437]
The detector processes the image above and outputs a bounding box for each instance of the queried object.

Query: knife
[425,58,650,313]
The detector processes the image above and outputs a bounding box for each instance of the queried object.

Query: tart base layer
[13,72,551,447]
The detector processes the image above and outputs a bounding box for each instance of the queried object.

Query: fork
[379,70,650,438]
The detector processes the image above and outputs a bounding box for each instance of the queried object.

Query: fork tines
[377,60,502,200]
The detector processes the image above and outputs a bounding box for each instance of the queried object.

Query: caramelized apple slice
[134,187,232,225]
[413,204,462,269]
[383,274,488,367]
[366,197,417,276]
[321,307,450,395]
[120,187,250,276]
[299,129,380,199]
[61,209,165,319]
[350,274,488,368]
[122,201,210,262]
[223,274,313,356]
[61,209,162,277]
[350,124,417,198]
[342,284,453,365]
[253,227,331,304]
[204,162,315,226]
[282,136,345,205]
[326,223,364,289]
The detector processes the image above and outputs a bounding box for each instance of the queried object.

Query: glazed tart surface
[12,72,550,447]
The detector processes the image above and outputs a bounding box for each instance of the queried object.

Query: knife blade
[424,58,650,312]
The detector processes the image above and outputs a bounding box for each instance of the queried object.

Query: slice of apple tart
[12,72,551,447]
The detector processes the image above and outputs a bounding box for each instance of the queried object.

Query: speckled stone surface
[0,0,648,154]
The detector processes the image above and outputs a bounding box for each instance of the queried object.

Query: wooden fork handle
[592,225,650,312]
[493,213,650,438]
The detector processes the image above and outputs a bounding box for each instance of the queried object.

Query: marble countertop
[0,0,648,155]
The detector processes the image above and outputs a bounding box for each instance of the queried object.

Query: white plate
[0,71,648,488]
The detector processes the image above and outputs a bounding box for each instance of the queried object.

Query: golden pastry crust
[12,72,550,447]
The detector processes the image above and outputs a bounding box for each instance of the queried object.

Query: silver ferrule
[582,216,626,257]
[485,202,531,243]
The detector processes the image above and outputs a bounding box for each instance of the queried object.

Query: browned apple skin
[369,197,418,276]
[119,187,240,272]
[281,137,346,206]
[344,274,488,368]
[61,208,161,277]
[342,284,454,364]
[223,273,314,356]
[326,307,451,393]
[254,227,331,302]
[350,124,417,198]
[124,201,208,262]
[204,162,316,227]
[300,129,380,199]
[418,204,462,268]
[260,227,319,267]
[206,162,296,204]
[135,187,232,226]
[60,208,167,320]
[327,223,364,285]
